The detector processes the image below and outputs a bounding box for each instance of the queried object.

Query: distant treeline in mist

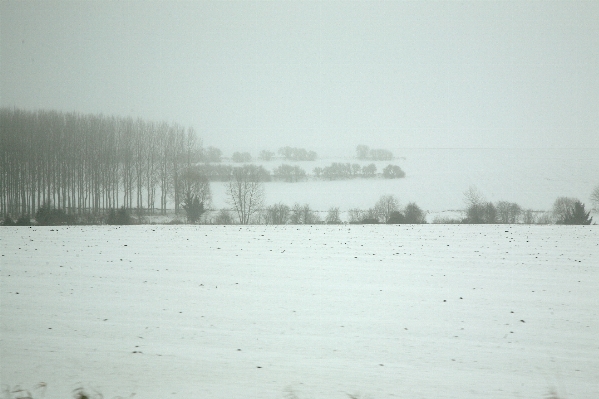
[1,108,406,219]
[1,108,206,217]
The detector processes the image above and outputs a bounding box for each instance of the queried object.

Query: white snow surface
[1,225,598,399]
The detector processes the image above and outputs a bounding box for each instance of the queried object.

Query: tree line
[0,108,208,218]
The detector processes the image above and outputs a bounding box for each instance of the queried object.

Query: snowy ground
[1,225,598,399]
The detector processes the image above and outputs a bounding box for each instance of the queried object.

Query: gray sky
[2,1,598,155]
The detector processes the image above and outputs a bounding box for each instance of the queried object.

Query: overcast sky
[2,1,598,155]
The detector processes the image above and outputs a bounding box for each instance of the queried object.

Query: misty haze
[1,2,598,399]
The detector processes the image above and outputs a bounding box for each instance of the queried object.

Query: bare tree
[496,201,522,224]
[590,185,599,210]
[325,207,342,224]
[290,203,319,224]
[214,208,234,225]
[374,195,400,223]
[552,197,577,222]
[522,209,537,224]
[226,166,265,225]
[463,186,485,208]
[178,166,211,209]
[347,208,365,223]
[265,203,290,225]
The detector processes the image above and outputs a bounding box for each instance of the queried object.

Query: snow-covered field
[1,225,598,399]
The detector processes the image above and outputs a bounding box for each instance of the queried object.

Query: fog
[2,1,598,156]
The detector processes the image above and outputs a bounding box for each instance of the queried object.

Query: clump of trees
[346,195,426,224]
[196,164,270,182]
[203,147,223,163]
[382,164,406,179]
[231,152,252,163]
[356,145,394,161]
[289,203,321,224]
[1,108,211,219]
[462,186,527,224]
[312,163,404,180]
[278,147,317,161]
[264,203,291,224]
[553,197,593,225]
[273,164,307,182]
[259,150,275,161]
[459,187,595,225]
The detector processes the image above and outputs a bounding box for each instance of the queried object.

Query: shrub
[386,211,405,224]
[432,215,462,224]
[15,215,31,226]
[106,206,132,225]
[35,202,75,225]
[2,215,15,226]
[182,194,205,224]
[214,209,234,225]
[264,203,290,225]
[290,203,320,224]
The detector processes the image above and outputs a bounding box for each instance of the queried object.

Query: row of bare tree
[1,108,208,218]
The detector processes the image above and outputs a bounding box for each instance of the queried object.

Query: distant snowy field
[2,225,598,399]
[211,148,599,216]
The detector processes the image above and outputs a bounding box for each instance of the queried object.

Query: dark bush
[2,215,15,226]
[106,206,132,225]
[35,202,75,225]
[386,211,405,224]
[15,215,31,226]
[182,194,205,224]
[464,202,497,224]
